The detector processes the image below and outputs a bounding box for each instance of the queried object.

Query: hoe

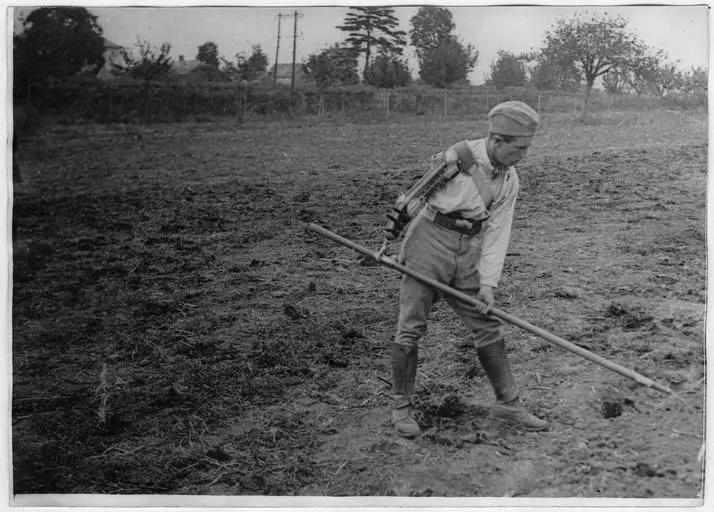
[306,222,674,396]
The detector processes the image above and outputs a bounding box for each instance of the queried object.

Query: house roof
[269,63,307,78]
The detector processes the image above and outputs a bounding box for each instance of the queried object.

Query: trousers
[394,213,503,348]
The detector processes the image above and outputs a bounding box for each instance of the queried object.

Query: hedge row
[23,78,707,124]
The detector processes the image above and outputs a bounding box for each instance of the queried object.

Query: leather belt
[424,207,483,236]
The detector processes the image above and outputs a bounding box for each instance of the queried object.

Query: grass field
[11,108,706,499]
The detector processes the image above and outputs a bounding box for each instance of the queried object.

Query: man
[386,100,548,438]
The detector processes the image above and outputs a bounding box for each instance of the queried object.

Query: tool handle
[305,223,674,395]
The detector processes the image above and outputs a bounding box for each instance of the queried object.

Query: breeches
[394,214,502,348]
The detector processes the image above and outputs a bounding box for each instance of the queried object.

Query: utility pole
[273,13,283,85]
[290,10,301,91]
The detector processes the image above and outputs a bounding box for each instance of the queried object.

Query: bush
[22,78,707,124]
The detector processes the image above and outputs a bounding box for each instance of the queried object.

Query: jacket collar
[477,138,509,177]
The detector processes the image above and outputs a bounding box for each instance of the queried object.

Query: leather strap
[452,140,495,210]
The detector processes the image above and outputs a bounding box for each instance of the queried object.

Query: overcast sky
[11,2,710,84]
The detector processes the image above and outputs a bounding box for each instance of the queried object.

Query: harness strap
[452,140,495,210]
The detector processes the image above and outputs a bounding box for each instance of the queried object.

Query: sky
[9,2,711,84]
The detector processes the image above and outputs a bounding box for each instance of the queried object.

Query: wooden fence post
[443,89,447,118]
[537,93,541,112]
[385,91,390,119]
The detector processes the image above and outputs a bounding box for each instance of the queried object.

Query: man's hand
[384,207,410,241]
[475,285,494,314]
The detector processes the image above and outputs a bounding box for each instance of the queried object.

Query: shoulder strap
[452,140,494,209]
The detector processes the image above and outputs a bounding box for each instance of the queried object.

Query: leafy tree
[623,52,661,95]
[220,57,241,81]
[419,36,478,88]
[14,7,105,97]
[645,60,681,97]
[115,39,172,82]
[305,44,360,88]
[679,66,707,96]
[221,45,268,82]
[364,52,411,88]
[196,41,219,67]
[337,6,407,78]
[238,45,269,81]
[488,50,527,89]
[540,12,646,120]
[409,6,454,61]
[623,50,682,97]
[601,68,628,95]
[527,54,581,91]
[186,63,230,82]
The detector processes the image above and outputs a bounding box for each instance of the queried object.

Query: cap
[488,101,539,137]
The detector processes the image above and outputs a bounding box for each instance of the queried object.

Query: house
[96,39,125,81]
[261,63,312,86]
[172,55,201,75]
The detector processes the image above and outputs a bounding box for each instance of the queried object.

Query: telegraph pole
[290,10,301,91]
[273,13,283,85]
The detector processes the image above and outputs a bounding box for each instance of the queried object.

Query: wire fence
[19,78,708,125]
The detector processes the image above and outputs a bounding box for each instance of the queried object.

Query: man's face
[493,136,533,167]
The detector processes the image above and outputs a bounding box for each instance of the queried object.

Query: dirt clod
[601,399,624,418]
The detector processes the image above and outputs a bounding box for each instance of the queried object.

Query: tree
[623,50,681,97]
[488,51,527,89]
[679,66,707,96]
[196,41,219,67]
[186,64,230,82]
[419,36,478,88]
[645,60,681,97]
[238,45,269,81]
[409,6,454,61]
[337,7,407,78]
[601,68,627,95]
[115,39,172,82]
[14,7,105,97]
[221,45,268,82]
[305,44,360,88]
[364,52,411,88]
[540,12,646,120]
[520,50,580,91]
[220,57,241,81]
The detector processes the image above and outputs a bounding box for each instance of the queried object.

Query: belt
[424,207,483,236]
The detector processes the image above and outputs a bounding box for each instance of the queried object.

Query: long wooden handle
[306,223,673,395]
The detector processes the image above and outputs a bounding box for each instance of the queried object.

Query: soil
[11,109,706,499]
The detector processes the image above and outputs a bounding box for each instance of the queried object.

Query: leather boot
[391,342,420,438]
[477,338,549,432]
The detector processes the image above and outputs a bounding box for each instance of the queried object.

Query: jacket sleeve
[478,171,519,288]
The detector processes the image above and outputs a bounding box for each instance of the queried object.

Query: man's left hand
[475,285,494,314]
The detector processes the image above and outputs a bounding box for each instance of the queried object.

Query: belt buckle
[452,218,474,236]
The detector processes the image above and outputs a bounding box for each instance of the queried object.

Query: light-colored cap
[488,101,539,137]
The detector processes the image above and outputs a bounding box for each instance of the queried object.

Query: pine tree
[337,7,406,78]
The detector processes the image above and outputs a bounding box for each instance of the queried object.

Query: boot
[391,343,421,438]
[492,397,549,431]
[477,338,549,432]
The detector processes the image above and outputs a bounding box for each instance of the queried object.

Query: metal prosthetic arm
[383,149,461,241]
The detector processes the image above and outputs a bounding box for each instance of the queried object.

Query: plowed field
[11,109,706,501]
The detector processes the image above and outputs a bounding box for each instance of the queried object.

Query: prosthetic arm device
[384,142,475,240]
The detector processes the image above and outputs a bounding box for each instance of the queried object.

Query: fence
[21,78,708,125]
